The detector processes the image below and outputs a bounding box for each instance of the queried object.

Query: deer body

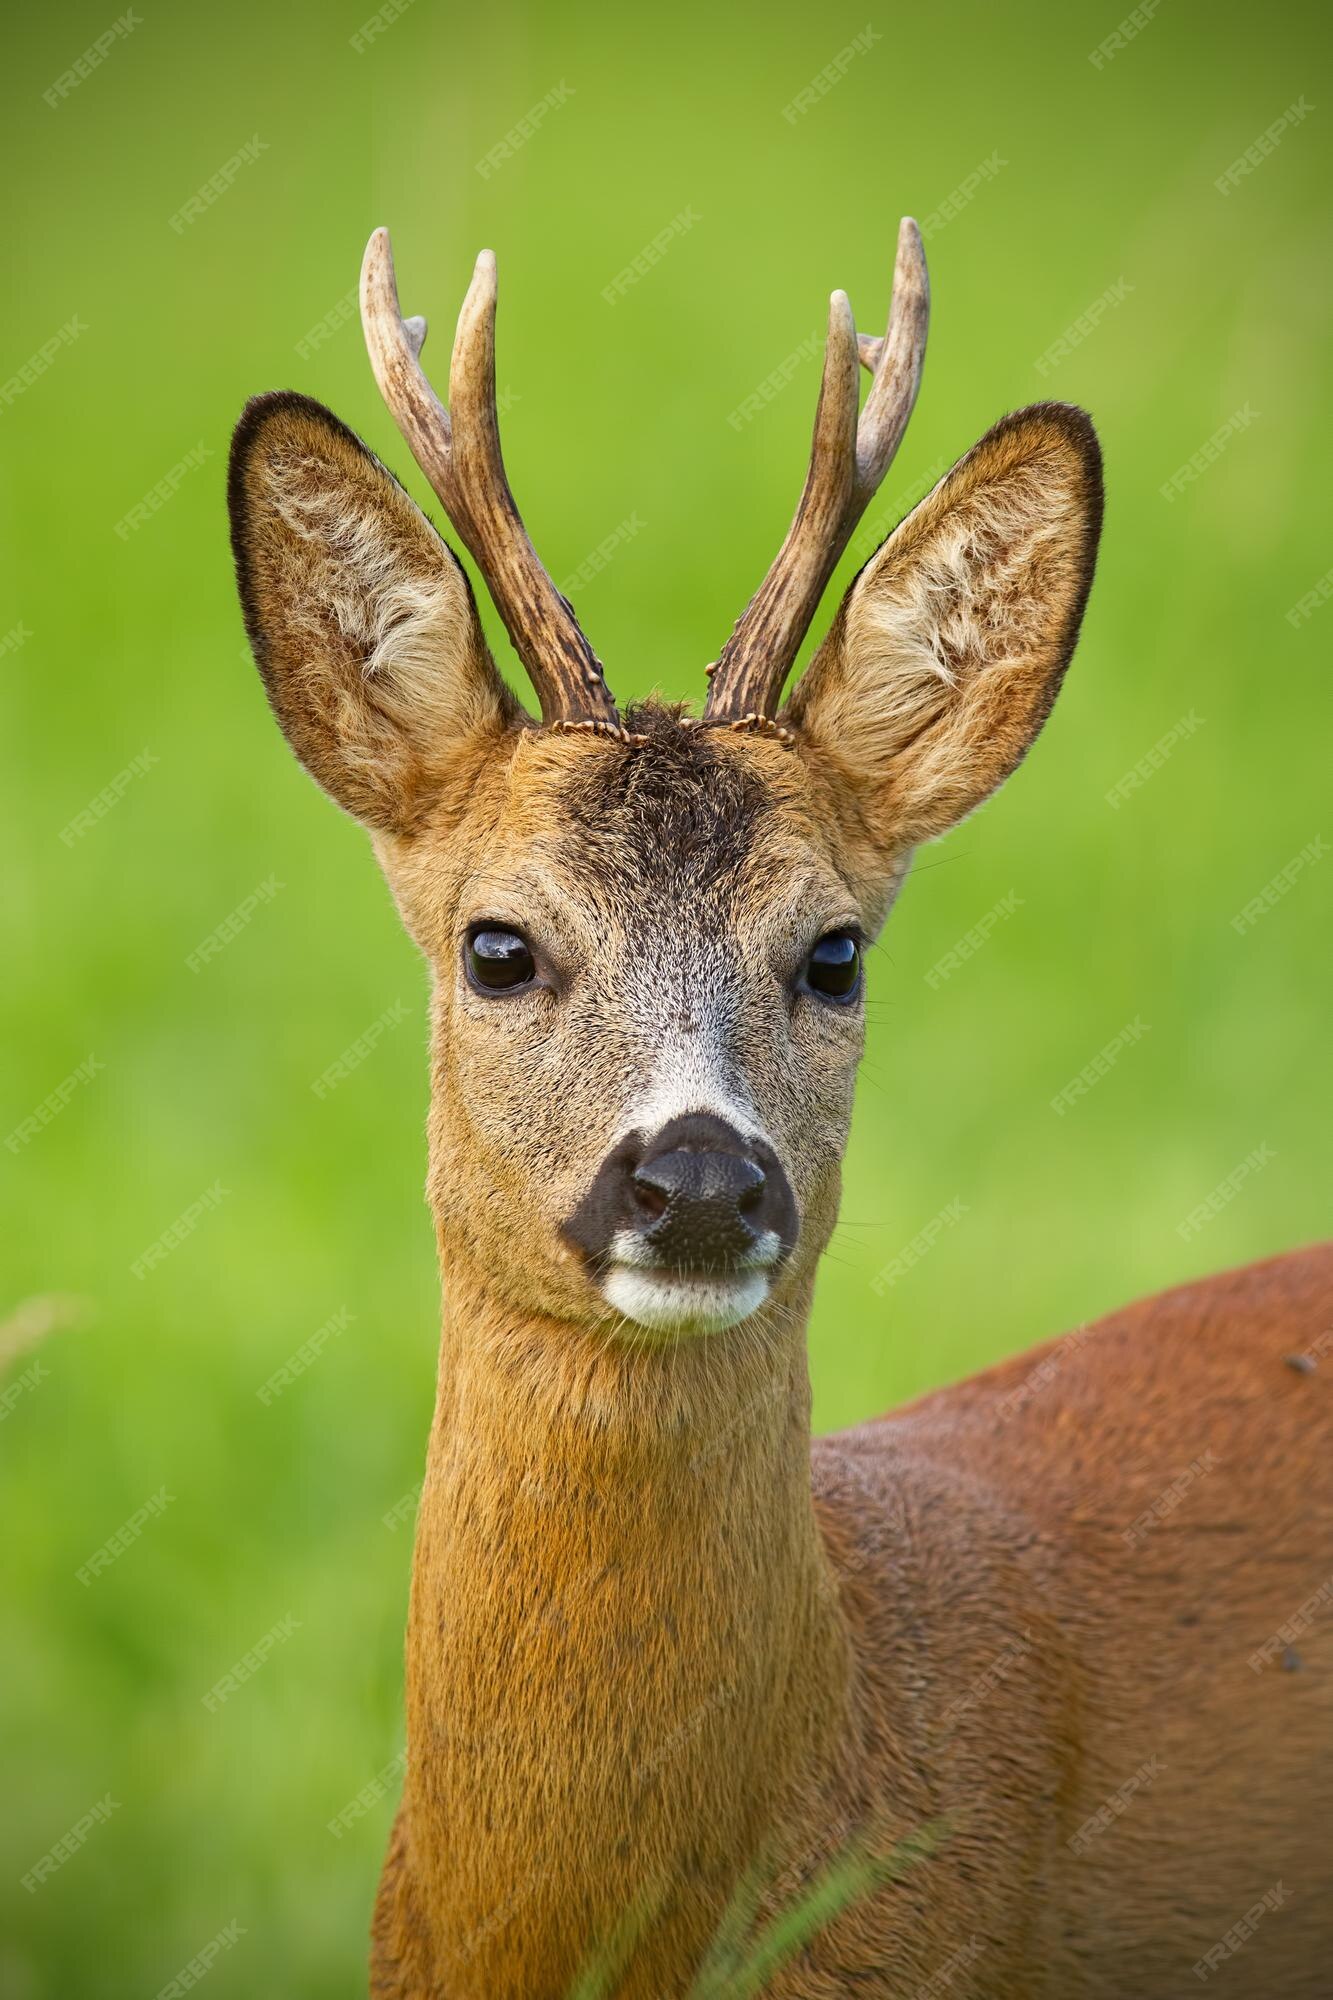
[228,224,1331,1995]
[369,1241,1332,1998]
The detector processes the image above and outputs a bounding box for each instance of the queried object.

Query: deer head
[228,225,1102,1349]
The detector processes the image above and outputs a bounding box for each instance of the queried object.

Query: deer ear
[228,391,522,834]
[784,403,1102,847]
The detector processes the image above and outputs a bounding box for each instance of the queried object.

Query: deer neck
[399,1239,856,1988]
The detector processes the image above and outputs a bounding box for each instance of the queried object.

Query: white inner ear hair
[265,450,480,734]
[846,458,1071,760]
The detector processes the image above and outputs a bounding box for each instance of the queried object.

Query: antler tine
[359,229,622,734]
[853,217,929,510]
[704,217,930,725]
[702,290,858,723]
[448,250,503,494]
[361,228,454,502]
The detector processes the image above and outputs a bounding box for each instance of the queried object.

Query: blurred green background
[2,0,1329,1990]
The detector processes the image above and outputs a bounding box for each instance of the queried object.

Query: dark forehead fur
[559,703,777,895]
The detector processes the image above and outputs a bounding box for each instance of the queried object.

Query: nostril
[632,1149,767,1232]
[736,1172,766,1217]
[630,1173,669,1222]
[565,1116,798,1275]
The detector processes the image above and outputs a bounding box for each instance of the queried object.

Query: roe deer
[227,221,1332,1997]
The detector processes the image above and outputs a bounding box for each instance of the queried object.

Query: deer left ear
[228,390,522,837]
[784,403,1103,847]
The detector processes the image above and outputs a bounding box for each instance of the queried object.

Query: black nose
[562,1112,799,1277]
[631,1146,767,1265]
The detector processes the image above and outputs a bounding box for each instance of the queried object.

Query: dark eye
[804,930,862,1003]
[466,927,536,993]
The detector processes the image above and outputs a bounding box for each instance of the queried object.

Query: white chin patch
[601,1266,771,1336]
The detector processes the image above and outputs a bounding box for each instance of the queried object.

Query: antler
[703,218,930,726]
[360,229,623,734]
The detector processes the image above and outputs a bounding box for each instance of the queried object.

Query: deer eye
[466,927,536,993]
[803,930,862,1003]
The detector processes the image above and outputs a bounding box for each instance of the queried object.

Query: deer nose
[561,1112,800,1281]
[631,1147,768,1264]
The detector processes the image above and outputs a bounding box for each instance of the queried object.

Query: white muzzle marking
[601,1226,781,1336]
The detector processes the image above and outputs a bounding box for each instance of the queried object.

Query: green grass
[2,0,1330,1992]
[565,1819,947,1999]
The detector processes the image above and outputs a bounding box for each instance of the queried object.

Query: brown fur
[227,388,1331,1997]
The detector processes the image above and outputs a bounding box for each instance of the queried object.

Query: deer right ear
[784,403,1103,851]
[228,391,522,834]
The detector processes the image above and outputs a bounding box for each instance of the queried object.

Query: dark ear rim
[914,400,1102,724]
[787,398,1104,750]
[227,390,527,835]
[851,397,1102,650]
[977,401,1105,731]
[226,389,490,715]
